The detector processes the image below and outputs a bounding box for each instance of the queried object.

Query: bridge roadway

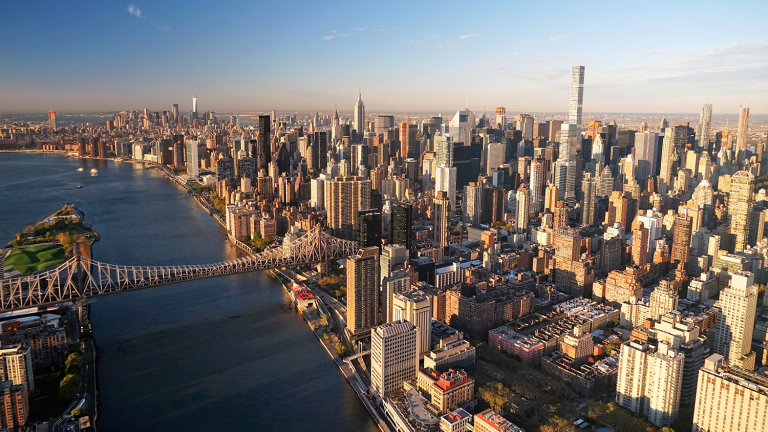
[0,226,358,313]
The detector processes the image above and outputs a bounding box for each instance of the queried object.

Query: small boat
[76,185,82,189]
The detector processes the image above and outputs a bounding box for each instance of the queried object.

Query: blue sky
[1,0,766,114]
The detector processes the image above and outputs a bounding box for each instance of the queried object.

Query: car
[574,419,584,426]
[579,422,590,429]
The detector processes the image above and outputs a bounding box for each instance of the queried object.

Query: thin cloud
[356,28,365,31]
[550,35,563,40]
[127,5,141,18]
[323,35,335,40]
[331,30,337,33]
[460,34,478,40]
[483,59,569,81]
[552,54,571,58]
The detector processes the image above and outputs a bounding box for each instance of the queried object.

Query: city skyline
[1,0,767,114]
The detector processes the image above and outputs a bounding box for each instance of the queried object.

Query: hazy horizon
[2,1,766,114]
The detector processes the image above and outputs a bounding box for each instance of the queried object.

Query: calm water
[0,153,377,432]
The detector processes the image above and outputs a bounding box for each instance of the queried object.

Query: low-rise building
[424,339,476,372]
[488,326,544,366]
[439,408,472,432]
[556,297,619,330]
[416,368,475,414]
[473,409,525,432]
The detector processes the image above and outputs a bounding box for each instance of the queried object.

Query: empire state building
[354,89,365,139]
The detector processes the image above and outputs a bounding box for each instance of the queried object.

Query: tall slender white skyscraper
[659,128,675,195]
[435,163,457,211]
[192,92,198,114]
[737,106,749,158]
[354,89,365,136]
[568,66,585,127]
[695,104,712,151]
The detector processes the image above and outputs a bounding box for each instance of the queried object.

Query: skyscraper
[356,209,382,249]
[347,247,381,335]
[556,123,579,205]
[354,90,365,138]
[632,223,649,267]
[326,176,372,240]
[605,191,628,228]
[435,163,457,211]
[692,354,767,432]
[495,107,506,129]
[582,174,597,226]
[392,289,432,358]
[371,320,418,398]
[649,279,678,321]
[709,271,757,370]
[670,215,692,266]
[530,158,545,214]
[0,346,34,392]
[517,114,534,139]
[171,103,179,121]
[634,132,658,181]
[258,115,271,171]
[192,93,198,115]
[463,183,483,224]
[695,104,712,151]
[186,139,199,177]
[390,202,412,250]
[568,66,585,127]
[48,110,56,130]
[516,186,530,233]
[736,106,749,158]
[616,340,684,427]
[434,191,451,248]
[730,171,754,252]
[659,128,675,195]
[653,312,707,406]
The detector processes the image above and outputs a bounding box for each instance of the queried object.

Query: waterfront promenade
[274,268,392,432]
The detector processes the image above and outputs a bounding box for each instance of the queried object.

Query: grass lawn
[4,244,68,275]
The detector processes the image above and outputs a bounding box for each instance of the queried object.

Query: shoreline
[10,151,386,431]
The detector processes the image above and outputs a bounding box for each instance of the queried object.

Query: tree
[605,341,621,357]
[335,342,348,357]
[477,382,514,414]
[540,416,574,432]
[59,374,80,400]
[65,352,84,370]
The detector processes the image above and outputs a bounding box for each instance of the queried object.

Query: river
[0,153,378,431]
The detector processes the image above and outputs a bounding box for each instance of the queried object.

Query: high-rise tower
[354,89,365,138]
[709,271,758,370]
[495,107,506,129]
[434,191,451,248]
[736,106,749,159]
[695,104,712,151]
[192,93,198,115]
[347,247,381,335]
[730,171,754,252]
[48,110,57,130]
[659,127,675,195]
[258,115,271,171]
[568,66,585,127]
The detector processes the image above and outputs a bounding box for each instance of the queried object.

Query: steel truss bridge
[0,227,358,312]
